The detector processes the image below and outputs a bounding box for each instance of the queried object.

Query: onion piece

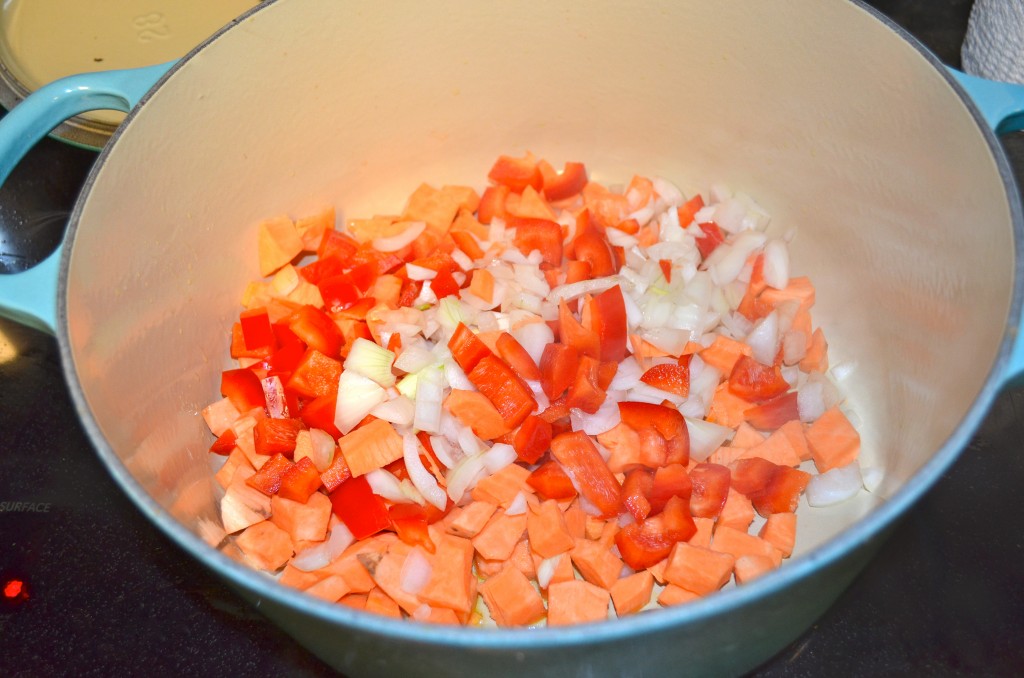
[548,276,621,304]
[261,375,289,418]
[482,442,517,474]
[446,453,486,503]
[344,337,397,387]
[307,428,336,472]
[505,492,529,516]
[372,221,427,252]
[536,554,562,589]
[762,238,790,290]
[512,320,555,366]
[746,311,780,366]
[686,417,732,461]
[366,468,410,503]
[403,433,447,510]
[413,366,444,434]
[290,520,355,572]
[399,547,432,595]
[570,398,621,436]
[861,466,884,494]
[806,461,863,507]
[334,370,387,434]
[370,395,415,426]
[609,357,643,391]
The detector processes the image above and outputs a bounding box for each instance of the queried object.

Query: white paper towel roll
[962,0,1024,84]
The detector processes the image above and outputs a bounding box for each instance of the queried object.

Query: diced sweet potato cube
[479,566,546,627]
[710,525,783,568]
[610,571,654,617]
[733,554,777,584]
[470,462,533,507]
[570,538,624,590]
[717,488,755,532]
[418,534,476,614]
[446,500,498,539]
[472,511,527,561]
[547,580,610,626]
[235,520,294,572]
[805,406,860,473]
[657,583,701,607]
[527,500,575,559]
[758,512,797,558]
[270,492,331,542]
[662,542,734,596]
[337,419,404,477]
[304,574,352,603]
[258,215,304,277]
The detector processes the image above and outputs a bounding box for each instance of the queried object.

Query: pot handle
[0,62,172,334]
[949,68,1024,383]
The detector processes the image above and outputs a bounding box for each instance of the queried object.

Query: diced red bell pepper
[353,244,406,275]
[511,217,563,267]
[230,323,274,360]
[467,355,537,429]
[300,255,347,285]
[448,322,494,374]
[388,503,436,553]
[539,343,578,400]
[477,184,510,225]
[289,305,344,358]
[572,229,617,278]
[245,453,294,496]
[277,456,323,503]
[329,475,391,540]
[221,368,265,413]
[614,516,675,570]
[266,340,307,377]
[512,415,552,464]
[299,393,342,439]
[286,348,342,399]
[209,428,237,455]
[317,230,359,264]
[348,261,379,293]
[660,494,697,542]
[620,468,655,522]
[541,161,587,202]
[254,417,304,458]
[648,463,692,514]
[487,154,543,194]
[559,300,600,360]
[318,273,361,312]
[694,221,725,260]
[731,457,811,516]
[496,332,541,381]
[689,462,731,518]
[566,354,606,414]
[676,194,705,228]
[728,354,790,403]
[319,450,351,492]
[565,259,592,285]
[618,401,688,443]
[526,460,577,501]
[659,259,672,283]
[430,266,461,300]
[589,285,628,363]
[398,278,422,307]
[639,363,690,398]
[743,391,800,430]
[549,431,622,517]
[539,393,571,424]
[239,308,277,352]
[596,361,618,391]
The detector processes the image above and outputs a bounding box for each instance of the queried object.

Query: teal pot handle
[0,62,172,333]
[949,69,1024,384]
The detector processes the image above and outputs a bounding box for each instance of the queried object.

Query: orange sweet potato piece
[570,537,624,590]
[799,328,828,373]
[364,586,402,618]
[610,571,655,617]
[479,566,546,627]
[779,419,811,462]
[758,511,797,558]
[689,517,715,549]
[739,427,802,467]
[470,463,533,507]
[717,488,756,532]
[235,520,294,572]
[526,500,575,559]
[733,554,777,584]
[361,550,422,615]
[547,580,610,626]
[270,492,332,542]
[338,593,368,610]
[444,389,511,440]
[711,525,783,568]
[279,564,323,590]
[472,511,528,561]
[562,499,588,540]
[759,276,815,312]
[258,215,303,277]
[699,335,752,375]
[337,419,404,477]
[418,534,476,614]
[707,382,754,429]
[304,574,352,603]
[657,583,701,607]
[731,422,766,449]
[805,406,860,473]
[662,542,735,596]
[446,500,499,539]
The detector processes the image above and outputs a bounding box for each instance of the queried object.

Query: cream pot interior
[57,0,1017,675]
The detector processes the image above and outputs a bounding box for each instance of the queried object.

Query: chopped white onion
[394,343,436,374]
[366,468,411,503]
[536,554,561,589]
[609,357,643,391]
[404,433,447,510]
[370,395,415,426]
[685,417,732,461]
[261,375,289,419]
[372,221,426,252]
[482,442,517,473]
[400,547,433,595]
[797,380,826,423]
[861,466,884,494]
[446,453,486,503]
[548,276,621,304]
[334,370,387,434]
[443,358,474,391]
[505,492,529,516]
[746,311,780,366]
[806,461,863,507]
[344,337,397,387]
[307,428,336,472]
[511,321,553,366]
[413,366,445,434]
[762,238,790,290]
[570,398,622,436]
[290,521,355,572]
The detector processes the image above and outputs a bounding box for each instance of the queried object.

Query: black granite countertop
[1,1,1022,676]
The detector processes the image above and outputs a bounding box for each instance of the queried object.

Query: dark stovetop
[1,2,1023,676]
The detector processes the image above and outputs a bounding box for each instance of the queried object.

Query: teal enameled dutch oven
[1,1,1024,675]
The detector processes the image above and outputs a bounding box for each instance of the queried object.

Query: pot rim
[52,0,1024,652]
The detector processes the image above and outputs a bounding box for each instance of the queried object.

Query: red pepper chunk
[676,194,705,228]
[319,450,351,492]
[639,363,690,398]
[539,343,578,400]
[743,391,800,431]
[246,453,294,496]
[487,154,543,194]
[286,348,342,399]
[254,417,304,458]
[289,305,344,359]
[221,368,265,413]
[566,355,606,414]
[318,274,361,312]
[240,308,276,351]
[526,460,577,501]
[299,393,342,439]
[660,495,697,542]
[549,431,622,518]
[467,355,536,429]
[209,428,237,455]
[496,332,541,382]
[589,285,628,364]
[430,266,461,300]
[728,354,790,403]
[317,230,359,264]
[541,161,587,202]
[448,322,494,374]
[572,229,617,278]
[277,456,322,503]
[694,221,726,260]
[477,184,510,225]
[620,468,654,522]
[512,415,552,464]
[329,475,391,540]
[648,463,692,515]
[731,457,811,517]
[559,299,600,360]
[388,503,436,553]
[689,462,731,518]
[511,217,563,267]
[614,515,676,570]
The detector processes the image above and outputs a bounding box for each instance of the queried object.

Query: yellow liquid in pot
[0,0,259,125]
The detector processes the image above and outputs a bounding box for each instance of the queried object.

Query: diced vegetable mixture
[202,153,868,626]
